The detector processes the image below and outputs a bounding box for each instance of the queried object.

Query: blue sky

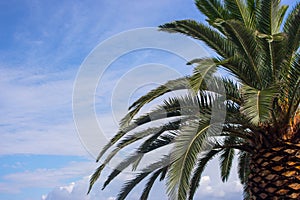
[0,0,297,200]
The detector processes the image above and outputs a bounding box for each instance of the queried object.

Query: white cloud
[43,180,90,200]
[0,161,97,194]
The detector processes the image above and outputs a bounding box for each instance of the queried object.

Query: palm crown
[89,0,300,199]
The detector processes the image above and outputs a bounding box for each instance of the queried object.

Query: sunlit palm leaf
[195,0,228,26]
[256,0,288,35]
[120,77,190,128]
[224,0,255,28]
[167,119,220,200]
[283,2,300,66]
[241,85,278,124]
[159,20,235,58]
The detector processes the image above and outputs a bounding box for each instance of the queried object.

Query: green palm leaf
[224,0,255,28]
[167,119,220,200]
[140,166,168,200]
[238,151,251,184]
[283,2,300,65]
[195,0,228,25]
[219,137,236,182]
[188,149,221,200]
[257,0,288,35]
[241,85,278,124]
[116,157,170,200]
[159,20,235,58]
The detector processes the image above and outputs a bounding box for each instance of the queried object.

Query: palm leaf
[222,20,262,88]
[219,137,236,182]
[96,94,194,162]
[257,0,288,35]
[121,77,190,127]
[94,122,181,186]
[283,2,300,65]
[167,119,221,200]
[116,157,170,200]
[101,127,178,190]
[285,53,300,122]
[241,85,278,124]
[224,0,255,28]
[238,151,251,184]
[189,58,218,92]
[188,149,221,200]
[159,20,235,58]
[140,166,168,200]
[195,0,228,25]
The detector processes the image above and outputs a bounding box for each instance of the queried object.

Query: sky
[0,0,297,200]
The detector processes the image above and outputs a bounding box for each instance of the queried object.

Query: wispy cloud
[0,161,97,194]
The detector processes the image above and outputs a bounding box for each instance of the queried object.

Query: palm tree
[88,0,300,199]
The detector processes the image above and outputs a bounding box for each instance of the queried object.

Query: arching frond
[122,77,190,127]
[116,157,170,200]
[219,137,236,182]
[195,0,228,23]
[283,2,300,66]
[256,0,288,35]
[285,53,300,122]
[241,85,278,125]
[188,149,221,200]
[224,0,255,28]
[222,20,262,88]
[140,166,168,200]
[159,20,235,58]
[100,128,177,191]
[96,94,194,162]
[189,58,218,92]
[167,119,221,200]
[238,151,251,184]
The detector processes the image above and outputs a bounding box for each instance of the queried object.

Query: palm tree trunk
[247,142,300,199]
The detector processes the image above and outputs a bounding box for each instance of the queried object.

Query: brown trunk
[247,143,300,200]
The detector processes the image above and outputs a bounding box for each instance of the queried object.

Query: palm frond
[95,122,180,183]
[221,57,258,88]
[256,32,287,86]
[87,164,105,194]
[188,149,221,200]
[120,77,190,128]
[285,53,300,122]
[224,0,255,28]
[241,85,278,125]
[101,154,141,190]
[220,77,241,104]
[96,94,195,162]
[195,0,228,24]
[219,137,236,182]
[167,119,221,200]
[116,157,170,200]
[257,0,288,35]
[189,58,218,92]
[283,2,300,66]
[100,128,177,191]
[222,20,262,88]
[238,151,251,184]
[140,166,168,200]
[159,20,235,58]
[246,0,257,28]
